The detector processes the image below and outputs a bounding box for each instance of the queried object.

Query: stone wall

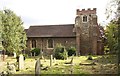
[26,37,76,55]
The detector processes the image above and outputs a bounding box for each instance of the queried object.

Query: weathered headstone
[50,55,53,67]
[41,55,44,59]
[35,58,41,76]
[13,52,16,58]
[30,53,32,57]
[18,54,24,70]
[34,52,35,57]
[70,57,73,64]
[53,57,56,63]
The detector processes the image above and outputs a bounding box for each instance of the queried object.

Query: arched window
[47,39,54,48]
[32,40,36,48]
[83,15,87,22]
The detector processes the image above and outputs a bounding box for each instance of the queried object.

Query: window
[32,40,36,48]
[83,15,87,22]
[47,39,54,48]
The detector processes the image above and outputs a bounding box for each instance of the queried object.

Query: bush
[53,44,68,60]
[67,46,76,56]
[31,48,41,56]
[87,55,93,60]
[87,53,93,60]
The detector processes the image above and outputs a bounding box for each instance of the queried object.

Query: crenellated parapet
[76,8,96,15]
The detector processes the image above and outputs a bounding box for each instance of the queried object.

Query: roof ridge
[29,24,74,27]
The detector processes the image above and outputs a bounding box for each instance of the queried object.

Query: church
[25,8,104,55]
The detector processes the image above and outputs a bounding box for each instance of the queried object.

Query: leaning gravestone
[18,54,24,70]
[35,58,41,76]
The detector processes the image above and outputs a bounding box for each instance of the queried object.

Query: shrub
[53,44,68,60]
[87,54,93,60]
[87,55,93,60]
[67,46,76,56]
[31,48,41,56]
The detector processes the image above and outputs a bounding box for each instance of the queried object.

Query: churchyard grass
[1,55,118,74]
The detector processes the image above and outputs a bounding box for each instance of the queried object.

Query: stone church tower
[74,8,100,55]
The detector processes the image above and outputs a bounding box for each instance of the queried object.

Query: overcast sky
[0,0,110,29]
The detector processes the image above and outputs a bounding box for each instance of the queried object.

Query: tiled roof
[26,24,76,37]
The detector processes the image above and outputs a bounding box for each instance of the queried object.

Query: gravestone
[35,58,41,76]
[30,53,32,57]
[41,55,44,59]
[50,55,53,67]
[13,52,16,58]
[53,57,56,63]
[70,57,73,64]
[34,52,35,57]
[41,50,43,58]
[18,54,24,70]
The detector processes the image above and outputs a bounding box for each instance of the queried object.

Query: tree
[0,11,3,50]
[105,0,120,52]
[105,0,119,20]
[105,21,118,54]
[106,1,120,74]
[1,9,27,56]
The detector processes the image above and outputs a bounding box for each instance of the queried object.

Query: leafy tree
[105,1,120,73]
[105,21,118,54]
[105,0,119,20]
[0,11,3,50]
[0,9,27,56]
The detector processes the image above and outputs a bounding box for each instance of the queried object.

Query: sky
[0,0,110,29]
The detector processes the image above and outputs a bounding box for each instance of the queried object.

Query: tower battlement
[76,8,96,15]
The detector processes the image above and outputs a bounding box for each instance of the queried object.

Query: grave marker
[30,53,32,57]
[18,54,24,70]
[35,58,41,76]
[34,52,35,57]
[53,57,56,63]
[50,55,53,66]
[13,52,16,58]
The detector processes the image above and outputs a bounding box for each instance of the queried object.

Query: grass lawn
[1,55,118,75]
